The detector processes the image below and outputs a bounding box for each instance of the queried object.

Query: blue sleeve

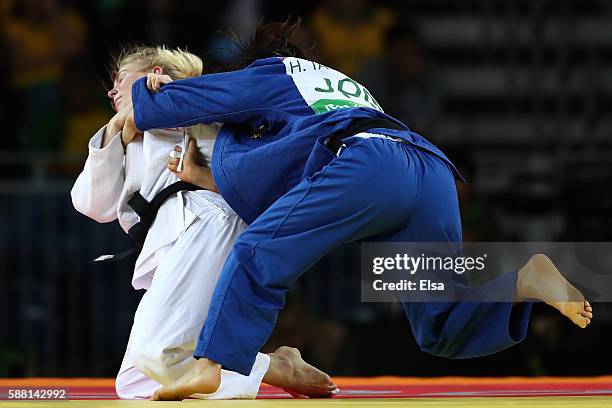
[132,62,297,130]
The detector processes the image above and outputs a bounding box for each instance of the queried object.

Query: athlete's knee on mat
[115,381,140,399]
[132,347,192,386]
[132,351,166,382]
[114,376,131,399]
[115,373,153,400]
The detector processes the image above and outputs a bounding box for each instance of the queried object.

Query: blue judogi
[132,57,532,376]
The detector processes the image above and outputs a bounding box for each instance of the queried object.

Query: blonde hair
[110,45,203,81]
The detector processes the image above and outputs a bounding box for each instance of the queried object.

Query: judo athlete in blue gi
[121,23,593,400]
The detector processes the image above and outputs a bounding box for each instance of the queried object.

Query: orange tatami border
[1,376,612,387]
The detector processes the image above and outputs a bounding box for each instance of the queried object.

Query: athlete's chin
[114,98,125,111]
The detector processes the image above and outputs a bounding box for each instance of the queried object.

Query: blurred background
[1,0,611,379]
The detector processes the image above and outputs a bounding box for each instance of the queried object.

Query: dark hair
[229,19,306,70]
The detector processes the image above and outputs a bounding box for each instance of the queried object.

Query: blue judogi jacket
[132,57,461,224]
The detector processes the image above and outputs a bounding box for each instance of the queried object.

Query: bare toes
[582,317,591,329]
[283,388,308,399]
[571,314,585,327]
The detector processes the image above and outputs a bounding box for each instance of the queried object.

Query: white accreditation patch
[93,254,116,262]
[282,57,384,114]
[177,132,189,172]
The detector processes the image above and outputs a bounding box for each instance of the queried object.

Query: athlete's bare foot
[263,346,338,398]
[150,358,221,401]
[515,254,594,328]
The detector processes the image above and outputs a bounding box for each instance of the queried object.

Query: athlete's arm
[130,62,289,131]
[71,126,125,222]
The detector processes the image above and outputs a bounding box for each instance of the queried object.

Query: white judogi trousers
[114,192,270,399]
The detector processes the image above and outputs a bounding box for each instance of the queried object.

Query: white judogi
[71,125,270,399]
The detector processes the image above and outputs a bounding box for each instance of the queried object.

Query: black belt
[127,181,201,247]
[324,118,406,153]
[92,181,201,263]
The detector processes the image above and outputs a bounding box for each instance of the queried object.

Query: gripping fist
[146,73,173,92]
[120,106,142,147]
[168,138,218,192]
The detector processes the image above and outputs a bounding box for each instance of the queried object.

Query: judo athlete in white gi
[71,46,336,400]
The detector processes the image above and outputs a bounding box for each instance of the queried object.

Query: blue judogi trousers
[195,135,533,375]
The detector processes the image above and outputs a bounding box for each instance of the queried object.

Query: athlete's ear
[151,66,163,75]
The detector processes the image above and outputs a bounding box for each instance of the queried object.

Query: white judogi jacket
[71,124,220,290]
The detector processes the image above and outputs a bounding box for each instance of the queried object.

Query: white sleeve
[71,125,125,223]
